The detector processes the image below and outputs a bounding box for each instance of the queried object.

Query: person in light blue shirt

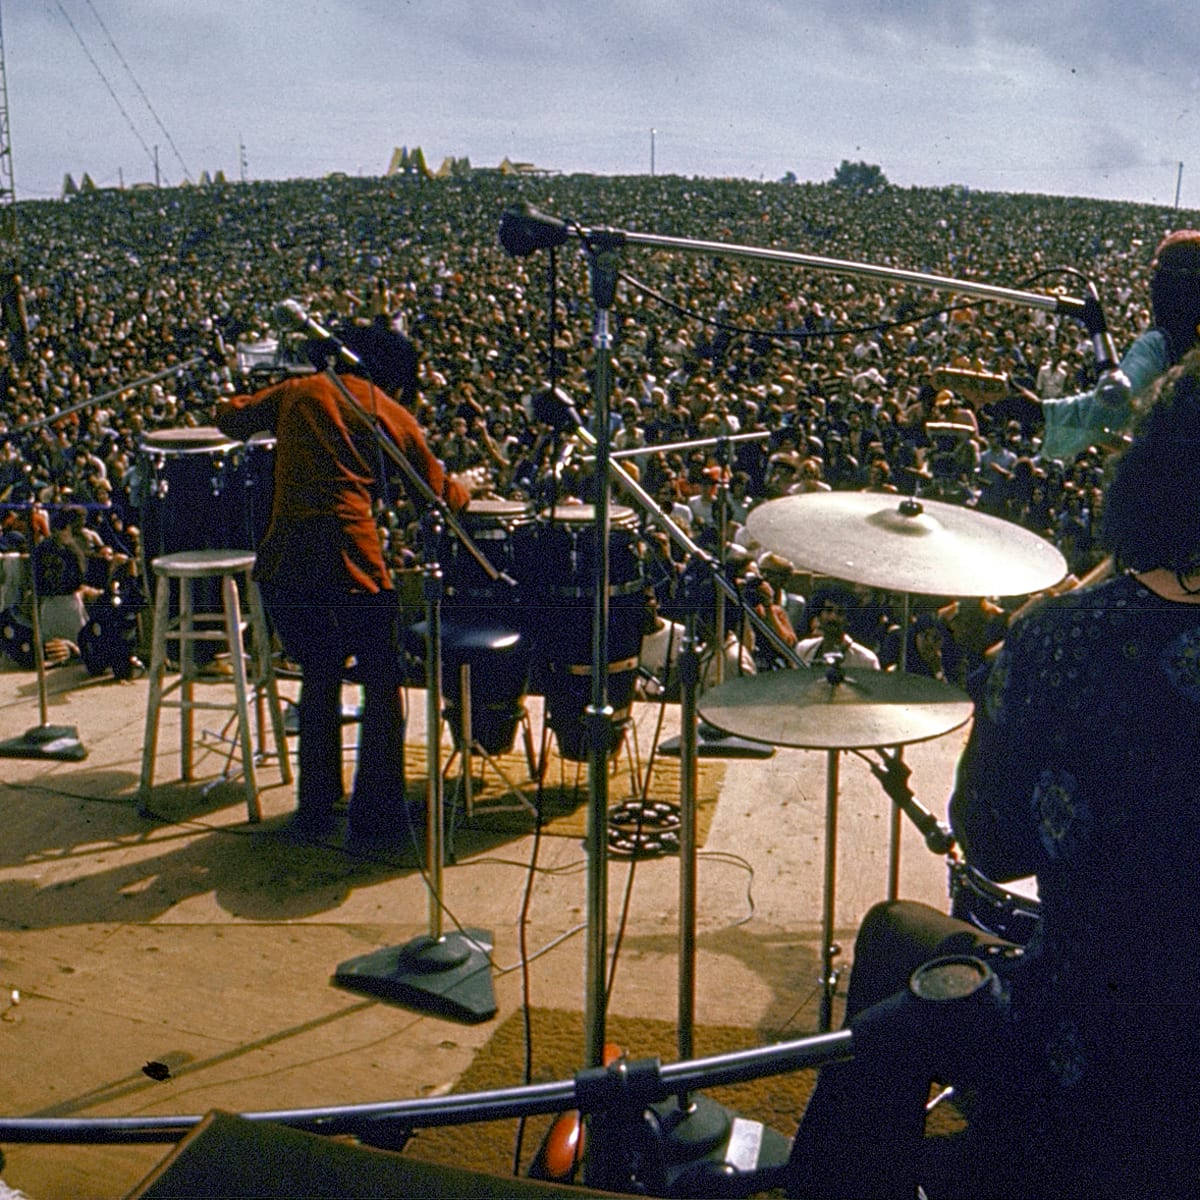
[1038,229,1200,462]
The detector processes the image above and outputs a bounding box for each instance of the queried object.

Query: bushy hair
[1149,230,1200,364]
[1102,347,1200,572]
[307,321,419,403]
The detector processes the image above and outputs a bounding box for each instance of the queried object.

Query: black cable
[510,763,550,1176]
[614,261,1103,356]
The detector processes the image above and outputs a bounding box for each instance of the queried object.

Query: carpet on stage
[404,742,727,849]
[402,1006,966,1181]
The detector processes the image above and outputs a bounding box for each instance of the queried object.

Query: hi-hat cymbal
[699,667,972,750]
[746,492,1067,597]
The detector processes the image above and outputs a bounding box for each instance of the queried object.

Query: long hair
[1102,348,1200,574]
[1149,230,1200,364]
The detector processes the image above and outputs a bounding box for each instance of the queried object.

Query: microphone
[499,203,571,258]
[275,298,362,370]
[531,386,584,433]
[1081,284,1131,409]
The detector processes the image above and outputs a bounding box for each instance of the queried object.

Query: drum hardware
[746,490,1069,905]
[700,668,973,1031]
[500,207,1096,1175]
[852,746,955,856]
[0,1017,855,1147]
[947,857,1041,947]
[441,655,541,859]
[0,953,1009,1198]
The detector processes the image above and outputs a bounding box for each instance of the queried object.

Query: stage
[0,654,963,1197]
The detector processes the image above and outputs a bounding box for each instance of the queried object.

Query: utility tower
[0,0,28,364]
[0,0,16,266]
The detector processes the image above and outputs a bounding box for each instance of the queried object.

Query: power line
[51,0,158,178]
[82,0,191,183]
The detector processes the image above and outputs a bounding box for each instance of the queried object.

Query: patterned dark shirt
[950,573,1200,1192]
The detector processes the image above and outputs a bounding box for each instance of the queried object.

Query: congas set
[515,505,645,762]
[136,427,248,564]
[417,500,536,757]
[437,498,530,622]
[948,858,1041,946]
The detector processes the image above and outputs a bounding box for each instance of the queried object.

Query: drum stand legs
[819,749,845,1033]
[441,661,538,859]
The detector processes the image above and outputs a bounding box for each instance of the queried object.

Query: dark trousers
[786,901,1008,1200]
[263,584,407,834]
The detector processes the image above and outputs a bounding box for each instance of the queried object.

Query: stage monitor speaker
[126,1109,629,1199]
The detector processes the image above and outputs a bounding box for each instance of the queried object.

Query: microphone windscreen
[531,386,578,430]
[499,204,570,257]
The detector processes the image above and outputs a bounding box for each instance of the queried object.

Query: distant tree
[832,160,889,193]
[780,170,798,185]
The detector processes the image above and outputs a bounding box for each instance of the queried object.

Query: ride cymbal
[699,667,972,750]
[746,492,1066,597]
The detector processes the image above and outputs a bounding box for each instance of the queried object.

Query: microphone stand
[557,246,805,1167]
[309,362,502,1023]
[580,232,621,1069]
[0,519,88,762]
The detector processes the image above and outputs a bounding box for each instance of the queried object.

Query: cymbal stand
[710,436,732,688]
[886,591,912,901]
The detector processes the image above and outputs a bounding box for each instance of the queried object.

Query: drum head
[140,427,241,453]
[541,504,635,528]
[463,499,531,525]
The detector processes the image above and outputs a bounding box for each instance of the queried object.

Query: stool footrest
[140,552,293,823]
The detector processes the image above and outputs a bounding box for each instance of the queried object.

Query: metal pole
[559,224,1086,318]
[820,748,841,1033]
[583,245,619,1068]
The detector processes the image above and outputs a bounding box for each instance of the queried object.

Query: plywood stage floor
[0,654,966,1198]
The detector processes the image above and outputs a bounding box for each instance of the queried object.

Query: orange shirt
[216,373,466,592]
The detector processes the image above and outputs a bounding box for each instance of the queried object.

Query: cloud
[5,1,1199,203]
[1084,126,1150,173]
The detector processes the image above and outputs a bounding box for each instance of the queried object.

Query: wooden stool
[138,549,291,821]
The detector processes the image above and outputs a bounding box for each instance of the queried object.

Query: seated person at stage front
[785,350,1200,1200]
[793,585,881,670]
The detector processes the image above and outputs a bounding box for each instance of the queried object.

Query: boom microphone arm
[497,204,1117,337]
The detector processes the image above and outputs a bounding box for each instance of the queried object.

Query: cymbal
[745,492,1067,597]
[699,667,972,750]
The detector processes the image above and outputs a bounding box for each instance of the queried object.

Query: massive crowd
[0,169,1191,678]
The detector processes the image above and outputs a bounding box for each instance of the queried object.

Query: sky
[4,0,1199,209]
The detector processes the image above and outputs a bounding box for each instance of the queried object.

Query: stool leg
[222,573,262,823]
[246,575,292,786]
[180,575,195,781]
[137,569,172,815]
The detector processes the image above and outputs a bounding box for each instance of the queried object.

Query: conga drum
[515,505,645,762]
